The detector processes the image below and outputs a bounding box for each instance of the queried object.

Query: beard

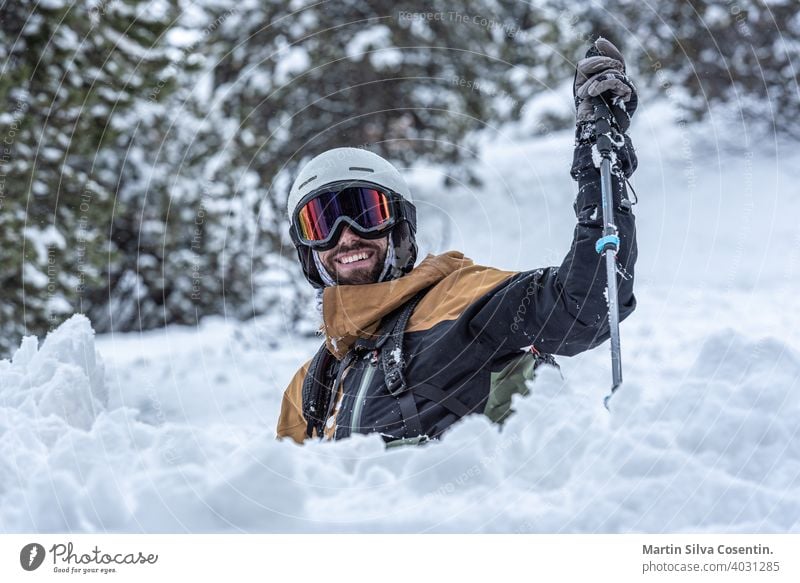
[320,238,388,285]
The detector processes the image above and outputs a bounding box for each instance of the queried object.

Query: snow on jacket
[277,138,638,444]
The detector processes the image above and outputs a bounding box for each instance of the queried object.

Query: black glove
[573,37,638,134]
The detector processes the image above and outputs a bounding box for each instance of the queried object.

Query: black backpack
[301,287,558,441]
[301,289,428,439]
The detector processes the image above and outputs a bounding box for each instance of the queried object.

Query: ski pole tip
[603,382,622,411]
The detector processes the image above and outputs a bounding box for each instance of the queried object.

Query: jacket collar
[321,251,472,359]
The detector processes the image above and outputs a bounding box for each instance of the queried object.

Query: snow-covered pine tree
[556,0,800,138]
[85,1,266,332]
[171,0,553,330]
[0,0,179,354]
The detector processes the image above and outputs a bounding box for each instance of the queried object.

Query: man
[277,38,639,445]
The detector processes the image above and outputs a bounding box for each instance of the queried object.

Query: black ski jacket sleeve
[467,135,638,357]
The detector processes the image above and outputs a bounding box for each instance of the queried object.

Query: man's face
[318,226,389,285]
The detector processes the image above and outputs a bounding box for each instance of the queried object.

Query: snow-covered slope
[2,106,798,532]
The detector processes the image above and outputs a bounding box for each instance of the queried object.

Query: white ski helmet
[287,147,418,288]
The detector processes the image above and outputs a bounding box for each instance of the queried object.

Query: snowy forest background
[2,1,800,533]
[2,0,798,354]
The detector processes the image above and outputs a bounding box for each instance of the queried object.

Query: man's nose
[338,225,360,245]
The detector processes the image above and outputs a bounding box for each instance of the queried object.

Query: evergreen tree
[0,0,179,354]
[4,0,796,352]
[553,0,800,137]
[176,0,550,329]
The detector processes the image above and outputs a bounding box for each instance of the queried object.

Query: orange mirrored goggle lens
[296,187,393,242]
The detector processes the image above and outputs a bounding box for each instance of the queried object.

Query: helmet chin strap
[311,250,337,287]
[312,240,396,287]
[377,242,396,282]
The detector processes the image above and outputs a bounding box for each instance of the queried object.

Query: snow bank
[1,317,797,533]
[3,102,798,533]
[0,315,106,431]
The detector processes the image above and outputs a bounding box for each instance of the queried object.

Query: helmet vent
[298,175,317,190]
[348,166,374,172]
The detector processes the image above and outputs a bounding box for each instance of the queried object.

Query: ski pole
[592,96,623,409]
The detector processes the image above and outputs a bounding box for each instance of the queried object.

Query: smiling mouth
[336,249,373,265]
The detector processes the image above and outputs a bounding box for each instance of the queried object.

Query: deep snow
[1,104,799,532]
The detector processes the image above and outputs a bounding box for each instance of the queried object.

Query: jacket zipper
[350,358,377,435]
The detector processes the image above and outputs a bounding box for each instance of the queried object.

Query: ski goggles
[291,183,413,250]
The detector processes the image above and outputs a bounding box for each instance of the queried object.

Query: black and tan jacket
[277,138,638,445]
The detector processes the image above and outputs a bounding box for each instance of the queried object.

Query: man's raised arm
[468,38,639,357]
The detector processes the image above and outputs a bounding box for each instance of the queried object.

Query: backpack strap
[376,289,429,437]
[379,290,427,396]
[301,287,431,440]
[301,343,338,439]
[341,288,431,438]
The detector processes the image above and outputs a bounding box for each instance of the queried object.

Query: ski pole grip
[593,97,614,156]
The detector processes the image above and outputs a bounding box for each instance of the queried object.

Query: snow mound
[261,334,799,533]
[0,315,106,431]
[1,318,797,533]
